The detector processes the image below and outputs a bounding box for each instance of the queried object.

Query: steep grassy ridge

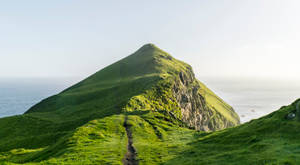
[198,81,239,127]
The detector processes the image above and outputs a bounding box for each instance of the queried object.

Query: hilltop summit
[137,43,158,51]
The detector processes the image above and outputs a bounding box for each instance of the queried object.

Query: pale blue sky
[1,0,300,82]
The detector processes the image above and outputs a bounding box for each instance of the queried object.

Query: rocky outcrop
[172,68,239,131]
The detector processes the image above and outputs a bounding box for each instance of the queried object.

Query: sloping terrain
[166,99,300,165]
[1,100,299,164]
[0,44,241,164]
[0,110,198,164]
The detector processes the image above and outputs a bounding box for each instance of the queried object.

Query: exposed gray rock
[287,113,296,120]
[171,69,239,131]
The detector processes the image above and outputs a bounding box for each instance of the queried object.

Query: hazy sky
[1,0,300,81]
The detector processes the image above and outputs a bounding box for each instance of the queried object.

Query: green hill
[2,44,298,164]
[25,43,239,131]
[165,98,300,165]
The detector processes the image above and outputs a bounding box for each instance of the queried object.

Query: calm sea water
[201,78,300,123]
[0,78,76,118]
[0,78,299,123]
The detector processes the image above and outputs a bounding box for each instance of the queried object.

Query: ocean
[0,78,299,123]
[201,78,300,123]
[0,78,76,118]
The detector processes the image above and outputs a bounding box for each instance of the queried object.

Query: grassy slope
[0,110,202,165]
[0,44,240,164]
[0,44,164,153]
[198,81,240,125]
[25,43,238,125]
[166,99,300,165]
[127,111,199,165]
[2,100,299,164]
[0,115,127,164]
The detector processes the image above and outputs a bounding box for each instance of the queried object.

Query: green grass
[165,99,300,165]
[127,111,199,164]
[24,44,238,129]
[0,44,243,164]
[0,115,127,164]
[2,99,297,164]
[0,99,299,164]
[198,81,239,124]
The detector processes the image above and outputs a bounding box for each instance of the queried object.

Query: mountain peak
[140,43,157,49]
[135,43,160,53]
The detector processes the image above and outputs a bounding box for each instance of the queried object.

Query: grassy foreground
[0,110,198,164]
[1,99,300,164]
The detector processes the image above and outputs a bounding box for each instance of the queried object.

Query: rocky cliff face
[124,65,240,131]
[172,68,239,131]
[118,44,240,131]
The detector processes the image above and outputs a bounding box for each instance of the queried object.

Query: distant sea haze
[201,77,300,123]
[0,78,299,123]
[0,78,76,118]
